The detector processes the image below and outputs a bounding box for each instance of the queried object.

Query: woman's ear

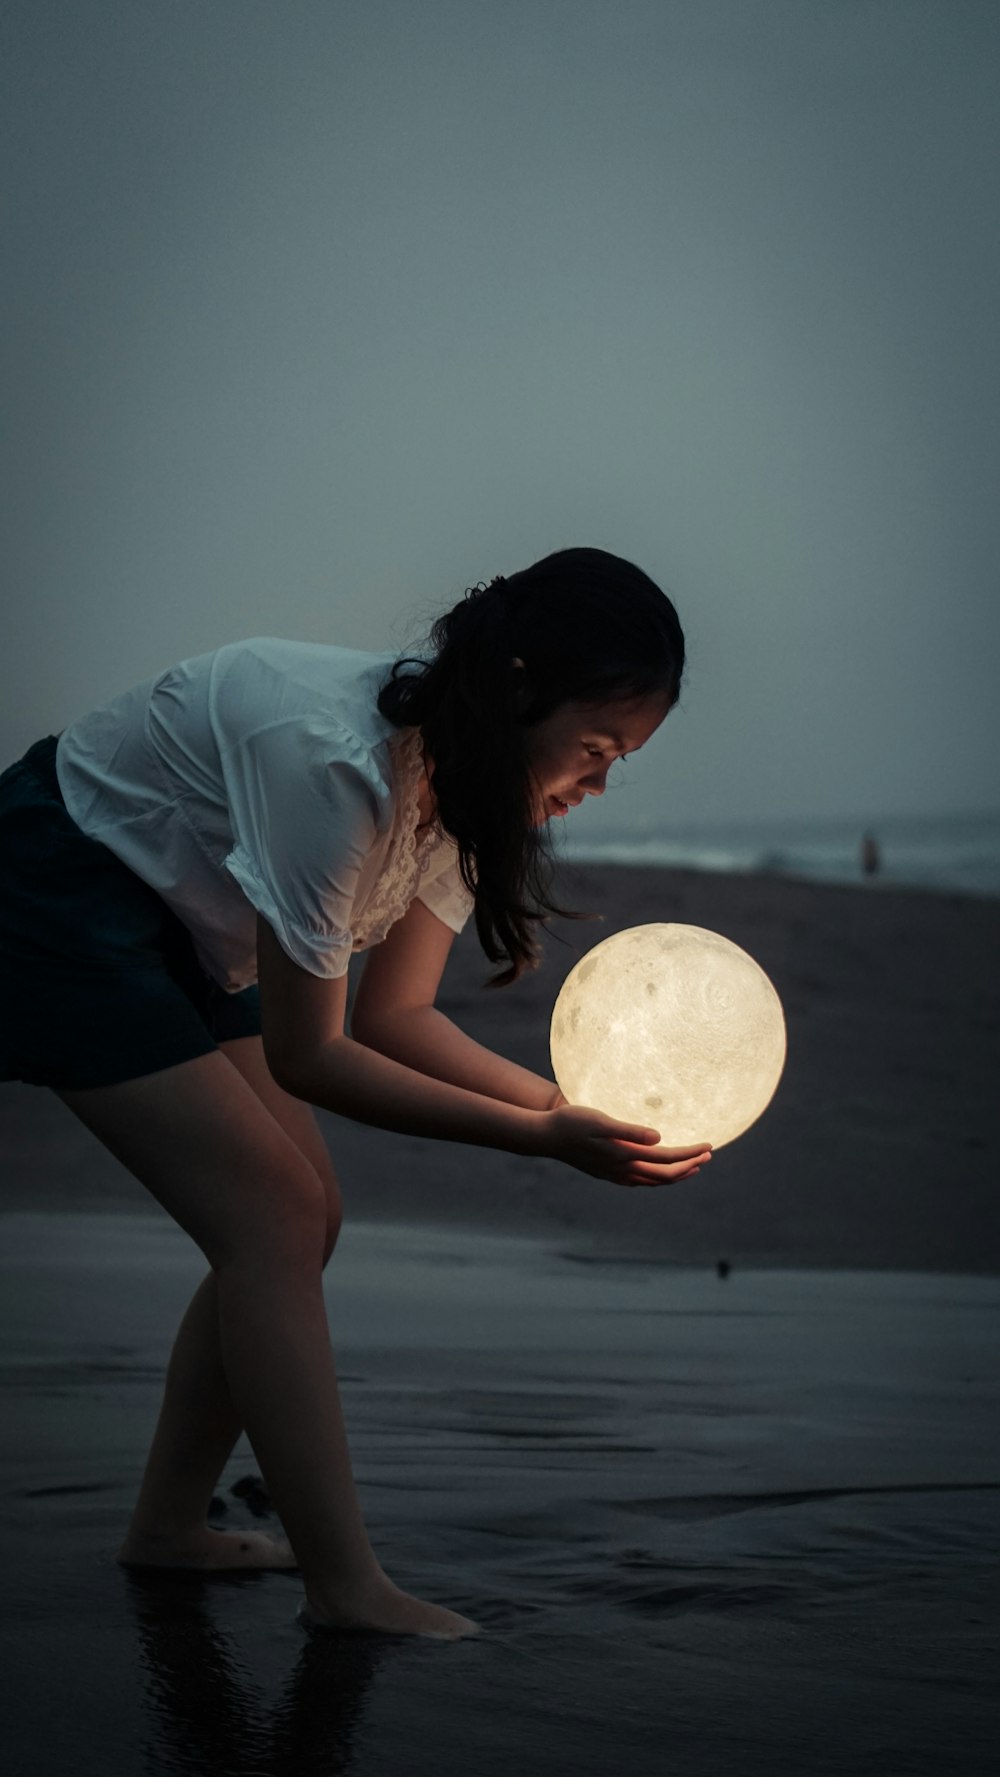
[510,657,531,713]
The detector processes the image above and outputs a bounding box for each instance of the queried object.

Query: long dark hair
[378,547,685,983]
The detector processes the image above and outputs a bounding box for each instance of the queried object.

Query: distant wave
[557,811,1000,898]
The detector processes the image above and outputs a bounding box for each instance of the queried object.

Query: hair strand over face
[377,547,685,984]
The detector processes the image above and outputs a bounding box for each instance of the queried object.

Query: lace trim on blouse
[350,726,445,951]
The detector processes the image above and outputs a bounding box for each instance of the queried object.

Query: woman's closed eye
[586,746,629,764]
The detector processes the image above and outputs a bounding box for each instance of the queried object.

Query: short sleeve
[220,717,386,978]
[417,837,475,935]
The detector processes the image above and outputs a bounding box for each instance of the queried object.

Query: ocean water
[560,808,1000,899]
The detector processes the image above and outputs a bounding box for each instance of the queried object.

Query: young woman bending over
[0,547,710,1639]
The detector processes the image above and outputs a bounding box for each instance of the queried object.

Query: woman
[0,547,711,1640]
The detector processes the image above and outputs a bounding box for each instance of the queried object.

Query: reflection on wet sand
[127,1571,383,1776]
[3,1216,999,1776]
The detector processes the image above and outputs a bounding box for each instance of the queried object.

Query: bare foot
[118,1527,297,1571]
[300,1571,480,1641]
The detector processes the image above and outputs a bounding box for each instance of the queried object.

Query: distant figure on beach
[0,549,709,1641]
[860,831,880,877]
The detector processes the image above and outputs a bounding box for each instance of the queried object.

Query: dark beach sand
[2,867,999,1774]
[4,863,998,1271]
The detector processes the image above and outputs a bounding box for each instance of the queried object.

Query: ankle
[305,1557,387,1613]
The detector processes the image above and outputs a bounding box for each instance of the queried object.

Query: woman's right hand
[538,1104,712,1188]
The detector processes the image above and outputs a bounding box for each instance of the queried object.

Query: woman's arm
[350,899,562,1111]
[257,914,710,1187]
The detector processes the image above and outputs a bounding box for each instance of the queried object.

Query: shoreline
[3,1202,999,1285]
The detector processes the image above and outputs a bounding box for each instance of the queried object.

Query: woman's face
[523,689,672,825]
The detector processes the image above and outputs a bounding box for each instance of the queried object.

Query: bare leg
[58,1051,478,1639]
[122,1270,298,1569]
[118,1039,342,1570]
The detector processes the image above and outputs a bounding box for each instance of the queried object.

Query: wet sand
[2,866,999,1773]
[2,1213,998,1776]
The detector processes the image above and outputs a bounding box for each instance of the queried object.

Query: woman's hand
[259,917,709,1175]
[539,1104,712,1188]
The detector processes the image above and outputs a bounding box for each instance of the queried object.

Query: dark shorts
[0,735,262,1090]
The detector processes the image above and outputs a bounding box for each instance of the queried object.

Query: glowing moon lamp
[549,923,786,1149]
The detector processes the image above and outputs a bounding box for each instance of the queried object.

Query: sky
[3,0,998,838]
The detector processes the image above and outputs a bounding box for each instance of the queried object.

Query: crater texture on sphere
[549,923,786,1148]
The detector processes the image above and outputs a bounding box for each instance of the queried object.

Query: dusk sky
[4,0,998,837]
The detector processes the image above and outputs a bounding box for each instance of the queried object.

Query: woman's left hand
[537,1104,712,1187]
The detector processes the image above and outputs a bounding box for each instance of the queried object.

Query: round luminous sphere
[550,923,786,1148]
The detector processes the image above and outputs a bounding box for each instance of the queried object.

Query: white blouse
[55,638,473,991]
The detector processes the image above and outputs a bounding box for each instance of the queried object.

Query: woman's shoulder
[211,636,396,693]
[209,637,401,752]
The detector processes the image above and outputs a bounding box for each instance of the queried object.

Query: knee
[218,1162,331,1276]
